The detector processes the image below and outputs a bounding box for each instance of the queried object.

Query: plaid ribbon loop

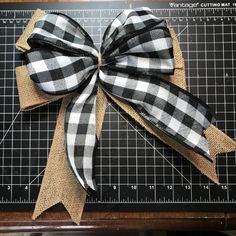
[25,8,215,193]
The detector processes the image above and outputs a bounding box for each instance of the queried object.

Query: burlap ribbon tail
[15,9,236,225]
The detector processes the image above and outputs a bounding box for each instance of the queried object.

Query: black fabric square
[163,102,175,117]
[64,31,75,42]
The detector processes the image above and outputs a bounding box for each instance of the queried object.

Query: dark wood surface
[1,0,236,232]
[0,211,236,232]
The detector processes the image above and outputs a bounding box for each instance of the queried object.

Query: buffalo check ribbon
[22,7,218,194]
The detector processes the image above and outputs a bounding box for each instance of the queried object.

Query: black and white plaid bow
[25,7,215,193]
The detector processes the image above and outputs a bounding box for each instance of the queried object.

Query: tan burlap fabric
[15,66,65,111]
[15,9,236,224]
[16,9,46,52]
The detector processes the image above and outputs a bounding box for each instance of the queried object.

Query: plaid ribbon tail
[99,69,215,161]
[65,72,98,194]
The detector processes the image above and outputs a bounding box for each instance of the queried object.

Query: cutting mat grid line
[0,2,236,210]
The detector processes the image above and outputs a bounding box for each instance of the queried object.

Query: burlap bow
[15,8,236,225]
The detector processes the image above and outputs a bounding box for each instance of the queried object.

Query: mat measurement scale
[0,1,236,212]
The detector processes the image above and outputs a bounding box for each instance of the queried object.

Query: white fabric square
[76,92,90,104]
[157,87,169,101]
[57,56,73,68]
[176,97,188,113]
[187,130,201,146]
[168,117,181,132]
[55,15,68,31]
[135,81,149,93]
[84,134,96,147]
[111,18,122,28]
[160,58,175,70]
[123,9,133,17]
[30,60,48,73]
[83,156,92,169]
[113,75,128,88]
[88,113,96,125]
[65,74,79,90]
[154,38,168,51]
[40,81,55,93]
[128,15,142,24]
[83,158,95,189]
[68,111,79,124]
[150,105,163,120]
[67,133,77,146]
[117,57,128,66]
[137,57,150,69]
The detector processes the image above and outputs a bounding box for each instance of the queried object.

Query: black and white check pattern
[26,13,98,95]
[24,8,215,193]
[65,72,98,192]
[99,70,214,159]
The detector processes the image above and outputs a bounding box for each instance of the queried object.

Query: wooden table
[1,0,236,232]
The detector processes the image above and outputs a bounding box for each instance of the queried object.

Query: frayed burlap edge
[15,9,236,225]
[16,9,46,52]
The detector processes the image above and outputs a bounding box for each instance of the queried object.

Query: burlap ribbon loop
[15,9,236,225]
